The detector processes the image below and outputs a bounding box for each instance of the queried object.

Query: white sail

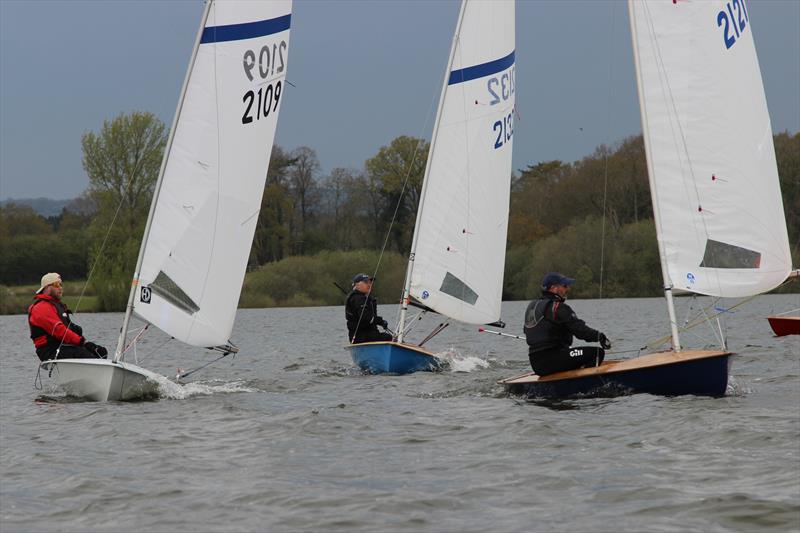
[407,0,515,325]
[133,0,292,347]
[630,0,791,298]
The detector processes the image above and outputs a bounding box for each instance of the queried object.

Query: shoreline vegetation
[2,113,797,315]
[2,246,797,316]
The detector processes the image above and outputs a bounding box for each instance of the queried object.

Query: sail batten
[630,0,791,299]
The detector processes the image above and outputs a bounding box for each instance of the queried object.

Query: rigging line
[643,292,761,350]
[34,364,43,391]
[352,70,441,339]
[400,308,427,338]
[54,155,145,357]
[176,350,233,381]
[598,0,618,301]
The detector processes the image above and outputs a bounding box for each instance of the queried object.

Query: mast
[113,0,214,362]
[627,0,681,351]
[397,0,468,343]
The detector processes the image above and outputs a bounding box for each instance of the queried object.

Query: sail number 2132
[487,66,514,150]
[493,111,513,150]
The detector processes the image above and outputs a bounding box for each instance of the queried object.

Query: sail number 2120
[717,0,749,50]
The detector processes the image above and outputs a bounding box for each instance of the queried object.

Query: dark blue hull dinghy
[499,350,732,399]
[346,342,442,375]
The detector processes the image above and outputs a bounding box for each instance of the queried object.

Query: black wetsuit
[345,290,392,344]
[523,291,604,376]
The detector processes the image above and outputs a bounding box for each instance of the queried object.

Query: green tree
[774,131,800,255]
[364,135,429,252]
[251,145,295,265]
[288,146,321,253]
[82,112,167,310]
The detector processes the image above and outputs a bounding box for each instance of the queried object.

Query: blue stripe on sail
[200,14,291,44]
[448,50,515,85]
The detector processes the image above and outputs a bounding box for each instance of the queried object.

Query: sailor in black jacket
[523,272,611,376]
[345,273,393,344]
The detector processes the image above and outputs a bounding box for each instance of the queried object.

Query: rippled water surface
[2,295,799,532]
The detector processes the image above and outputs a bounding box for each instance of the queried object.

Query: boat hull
[346,341,441,374]
[39,359,163,401]
[767,316,800,336]
[499,350,732,398]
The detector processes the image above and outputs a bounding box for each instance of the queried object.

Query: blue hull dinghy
[347,341,442,375]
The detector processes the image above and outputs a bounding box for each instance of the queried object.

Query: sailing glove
[84,341,108,358]
[599,333,611,350]
[378,318,389,328]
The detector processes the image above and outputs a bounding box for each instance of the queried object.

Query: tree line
[1,112,797,312]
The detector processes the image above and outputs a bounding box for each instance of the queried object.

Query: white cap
[36,272,61,294]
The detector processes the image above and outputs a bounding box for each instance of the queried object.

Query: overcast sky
[1,0,798,200]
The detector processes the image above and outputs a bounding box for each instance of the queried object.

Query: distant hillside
[0,197,73,217]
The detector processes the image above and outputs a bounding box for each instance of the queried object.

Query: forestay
[133,0,292,347]
[630,0,790,298]
[408,0,515,324]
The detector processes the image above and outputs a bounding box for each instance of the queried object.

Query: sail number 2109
[241,40,287,125]
[242,82,282,124]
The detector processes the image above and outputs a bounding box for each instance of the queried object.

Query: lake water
[1,294,799,532]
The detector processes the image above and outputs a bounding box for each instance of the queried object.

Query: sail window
[700,239,761,269]
[439,272,479,305]
[149,271,200,314]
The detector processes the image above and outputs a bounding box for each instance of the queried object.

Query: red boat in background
[767,316,800,336]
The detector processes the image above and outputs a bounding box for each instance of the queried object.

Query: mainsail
[406,0,515,325]
[130,0,292,348]
[629,0,791,298]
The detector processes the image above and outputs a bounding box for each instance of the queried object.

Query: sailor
[523,272,611,376]
[28,273,108,362]
[345,273,393,344]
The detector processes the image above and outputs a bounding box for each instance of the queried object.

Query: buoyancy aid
[28,295,83,348]
[524,293,569,352]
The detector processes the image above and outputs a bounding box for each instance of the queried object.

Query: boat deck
[498,349,731,385]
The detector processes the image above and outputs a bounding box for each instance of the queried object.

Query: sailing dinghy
[500,0,792,398]
[767,316,800,337]
[766,270,800,336]
[40,0,293,401]
[348,0,515,374]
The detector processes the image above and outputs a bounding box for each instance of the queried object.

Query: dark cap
[352,273,374,285]
[541,272,575,289]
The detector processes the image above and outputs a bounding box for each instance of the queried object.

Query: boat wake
[158,378,260,400]
[435,348,493,373]
[725,376,751,396]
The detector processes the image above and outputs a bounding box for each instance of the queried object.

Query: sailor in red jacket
[28,273,108,362]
